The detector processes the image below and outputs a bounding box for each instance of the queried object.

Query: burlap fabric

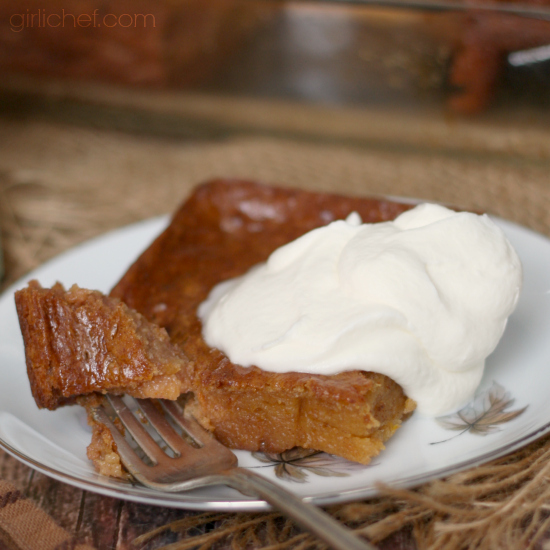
[1,117,550,549]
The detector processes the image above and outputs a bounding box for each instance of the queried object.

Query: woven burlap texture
[1,118,550,550]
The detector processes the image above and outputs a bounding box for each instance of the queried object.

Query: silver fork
[92,395,377,550]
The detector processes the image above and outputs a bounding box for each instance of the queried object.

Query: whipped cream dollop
[198,204,523,416]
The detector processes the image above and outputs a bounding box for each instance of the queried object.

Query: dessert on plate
[14,179,522,478]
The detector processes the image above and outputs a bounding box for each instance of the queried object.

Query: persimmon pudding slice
[16,180,435,477]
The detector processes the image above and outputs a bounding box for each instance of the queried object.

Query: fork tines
[92,395,237,487]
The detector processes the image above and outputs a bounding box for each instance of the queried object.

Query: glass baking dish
[1,0,549,141]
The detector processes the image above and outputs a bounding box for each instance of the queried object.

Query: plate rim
[2,416,550,511]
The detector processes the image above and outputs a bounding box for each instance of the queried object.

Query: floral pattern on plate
[250,448,368,483]
[432,381,527,445]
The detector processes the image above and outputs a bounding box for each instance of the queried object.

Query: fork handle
[221,467,377,550]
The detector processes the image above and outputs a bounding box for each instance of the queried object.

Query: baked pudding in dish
[15,179,522,478]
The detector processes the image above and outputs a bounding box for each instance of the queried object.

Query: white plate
[1,215,550,511]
